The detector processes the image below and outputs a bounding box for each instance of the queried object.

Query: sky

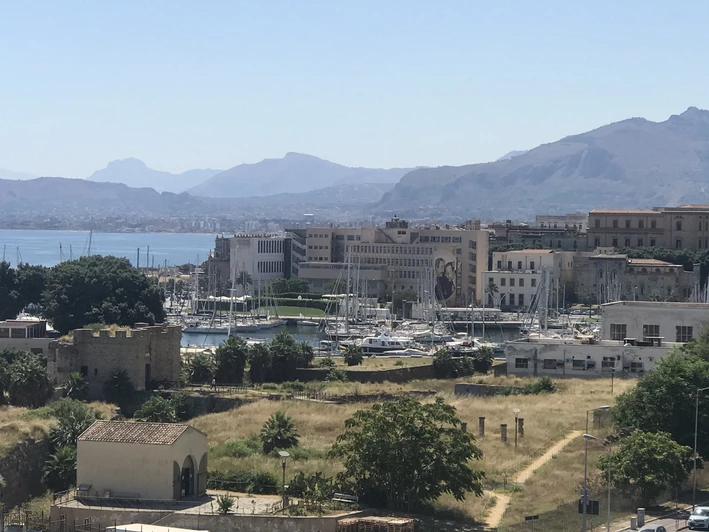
[1,1,709,178]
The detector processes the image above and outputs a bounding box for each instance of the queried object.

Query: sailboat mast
[87,228,93,257]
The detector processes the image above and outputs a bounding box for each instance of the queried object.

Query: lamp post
[583,434,612,532]
[693,387,709,510]
[513,408,521,450]
[278,450,290,511]
[582,406,611,532]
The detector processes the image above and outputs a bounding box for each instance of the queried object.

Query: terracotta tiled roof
[78,421,189,445]
[627,258,673,266]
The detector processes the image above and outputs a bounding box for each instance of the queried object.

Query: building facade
[49,323,181,394]
[296,218,489,305]
[77,421,207,500]
[600,301,709,343]
[587,204,709,251]
[535,213,588,232]
[0,320,53,355]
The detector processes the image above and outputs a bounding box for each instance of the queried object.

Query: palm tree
[486,280,499,307]
[235,271,253,293]
[44,446,77,492]
[343,344,364,366]
[49,407,97,450]
[214,335,248,384]
[260,411,299,454]
[62,371,90,401]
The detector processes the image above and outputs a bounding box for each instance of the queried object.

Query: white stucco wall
[600,302,709,342]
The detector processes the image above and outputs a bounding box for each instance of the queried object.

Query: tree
[102,369,136,406]
[62,372,89,401]
[260,411,300,454]
[324,278,347,294]
[44,446,77,492]
[0,262,48,320]
[485,279,499,307]
[297,341,314,368]
[189,353,215,384]
[343,344,364,366]
[134,395,177,423]
[235,270,252,292]
[269,332,302,382]
[612,350,709,455]
[248,343,272,384]
[472,345,494,373]
[49,403,98,450]
[598,431,693,504]
[7,352,53,408]
[330,397,485,511]
[214,336,248,384]
[42,255,166,334]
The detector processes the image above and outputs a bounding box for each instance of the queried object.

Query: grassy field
[325,355,433,371]
[190,375,635,525]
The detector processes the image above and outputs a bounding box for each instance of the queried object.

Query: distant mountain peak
[88,159,222,193]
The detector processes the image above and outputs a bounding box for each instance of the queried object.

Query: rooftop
[503,249,554,254]
[590,209,660,214]
[78,421,192,445]
[0,320,45,328]
[627,258,674,266]
[601,301,709,308]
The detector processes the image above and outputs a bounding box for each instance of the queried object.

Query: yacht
[360,332,414,355]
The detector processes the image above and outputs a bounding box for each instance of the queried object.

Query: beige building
[298,218,489,305]
[77,421,208,500]
[0,319,53,355]
[535,213,588,232]
[600,301,709,343]
[49,323,181,395]
[587,204,709,251]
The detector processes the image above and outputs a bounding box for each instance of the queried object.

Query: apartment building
[587,204,709,251]
[535,213,588,232]
[298,218,489,305]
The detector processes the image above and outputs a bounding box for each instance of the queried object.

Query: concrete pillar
[479,417,485,437]
[518,418,525,438]
[501,424,508,443]
[637,508,645,527]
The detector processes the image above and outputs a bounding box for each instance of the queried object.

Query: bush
[281,381,307,392]
[523,376,557,395]
[62,372,90,401]
[213,435,261,458]
[134,396,177,423]
[343,345,364,367]
[208,469,279,495]
[102,369,135,406]
[326,368,348,382]
[49,401,101,450]
[216,493,235,514]
[317,357,336,368]
[261,411,299,454]
[43,446,77,492]
[7,352,53,408]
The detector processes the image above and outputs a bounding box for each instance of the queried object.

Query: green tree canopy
[7,352,53,408]
[62,372,89,401]
[248,343,272,384]
[102,369,136,407]
[343,344,364,366]
[42,255,165,334]
[598,430,693,504]
[330,397,485,511]
[134,395,178,423]
[612,350,709,455]
[44,446,77,492]
[0,262,48,320]
[214,336,248,384]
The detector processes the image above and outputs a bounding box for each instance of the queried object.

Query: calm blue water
[0,229,216,268]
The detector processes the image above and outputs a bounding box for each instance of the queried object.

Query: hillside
[378,107,709,219]
[88,158,221,193]
[187,152,411,198]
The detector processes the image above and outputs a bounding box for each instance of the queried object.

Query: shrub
[213,435,261,458]
[343,345,364,367]
[523,376,557,395]
[102,369,135,406]
[216,493,235,514]
[49,401,100,450]
[7,352,53,408]
[43,446,77,492]
[134,396,177,423]
[326,368,348,382]
[261,411,299,454]
[317,357,337,368]
[208,469,279,494]
[281,380,307,392]
[62,372,90,401]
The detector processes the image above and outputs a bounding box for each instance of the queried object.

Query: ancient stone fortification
[0,438,50,508]
[295,363,435,383]
[49,323,181,396]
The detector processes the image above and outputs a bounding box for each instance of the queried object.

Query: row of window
[256,261,284,274]
[610,323,693,342]
[596,218,709,232]
[497,277,536,288]
[488,293,525,306]
[363,258,434,267]
[496,260,537,270]
[419,235,463,243]
[307,245,329,250]
[515,358,645,372]
[345,244,435,255]
[307,233,330,238]
[257,240,284,254]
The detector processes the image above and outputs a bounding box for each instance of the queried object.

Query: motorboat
[360,332,414,355]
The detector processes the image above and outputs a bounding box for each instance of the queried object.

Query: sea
[0,229,216,268]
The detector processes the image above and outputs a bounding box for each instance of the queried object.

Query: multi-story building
[296,218,489,305]
[0,319,54,355]
[587,204,709,251]
[600,301,709,343]
[535,213,588,232]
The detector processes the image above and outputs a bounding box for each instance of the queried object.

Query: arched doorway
[197,453,208,495]
[181,455,195,497]
[173,461,181,499]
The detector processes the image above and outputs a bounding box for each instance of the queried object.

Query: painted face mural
[434,255,456,301]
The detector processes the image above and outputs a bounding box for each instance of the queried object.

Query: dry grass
[190,376,635,524]
[334,356,432,371]
[0,406,53,457]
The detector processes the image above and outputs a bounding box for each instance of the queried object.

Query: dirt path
[484,430,583,529]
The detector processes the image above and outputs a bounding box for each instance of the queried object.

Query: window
[543,359,557,370]
[508,293,515,306]
[610,323,627,341]
[638,238,643,247]
[612,219,618,228]
[601,357,616,369]
[676,239,682,249]
[531,278,537,287]
[676,326,694,342]
[507,261,512,269]
[651,220,657,229]
[469,240,477,249]
[557,240,562,248]
[643,324,660,338]
[612,238,618,247]
[500,278,506,286]
[650,238,656,247]
[594,237,601,247]
[515,358,529,369]
[519,278,524,287]
[595,219,601,228]
[639,220,644,229]
[0,328,8,338]
[80,366,89,377]
[676,220,682,231]
[630,362,644,373]
[94,368,98,376]
[509,278,515,287]
[625,219,631,228]
[518,293,524,305]
[624,238,631,247]
[517,261,522,269]
[497,260,502,269]
[530,261,535,270]
[572,359,586,370]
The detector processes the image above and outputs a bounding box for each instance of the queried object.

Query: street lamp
[512,408,521,450]
[693,387,709,510]
[582,406,611,532]
[583,434,612,532]
[278,450,290,511]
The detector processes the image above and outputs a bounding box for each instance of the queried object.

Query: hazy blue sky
[2,1,709,177]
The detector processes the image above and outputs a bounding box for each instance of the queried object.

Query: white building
[0,320,53,355]
[229,233,287,293]
[600,301,709,344]
[77,421,208,500]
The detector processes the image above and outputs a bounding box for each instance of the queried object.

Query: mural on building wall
[434,254,458,303]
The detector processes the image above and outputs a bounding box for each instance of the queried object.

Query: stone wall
[48,324,181,397]
[454,383,523,396]
[0,438,50,508]
[160,390,253,417]
[295,363,435,383]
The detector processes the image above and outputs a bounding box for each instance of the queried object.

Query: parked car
[639,526,666,532]
[689,506,709,530]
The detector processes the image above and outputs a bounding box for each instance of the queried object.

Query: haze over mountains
[379,107,709,219]
[4,107,709,221]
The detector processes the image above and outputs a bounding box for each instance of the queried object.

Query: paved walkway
[484,430,583,529]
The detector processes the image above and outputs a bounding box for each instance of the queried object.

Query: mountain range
[88,158,222,193]
[186,152,411,198]
[378,107,709,219]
